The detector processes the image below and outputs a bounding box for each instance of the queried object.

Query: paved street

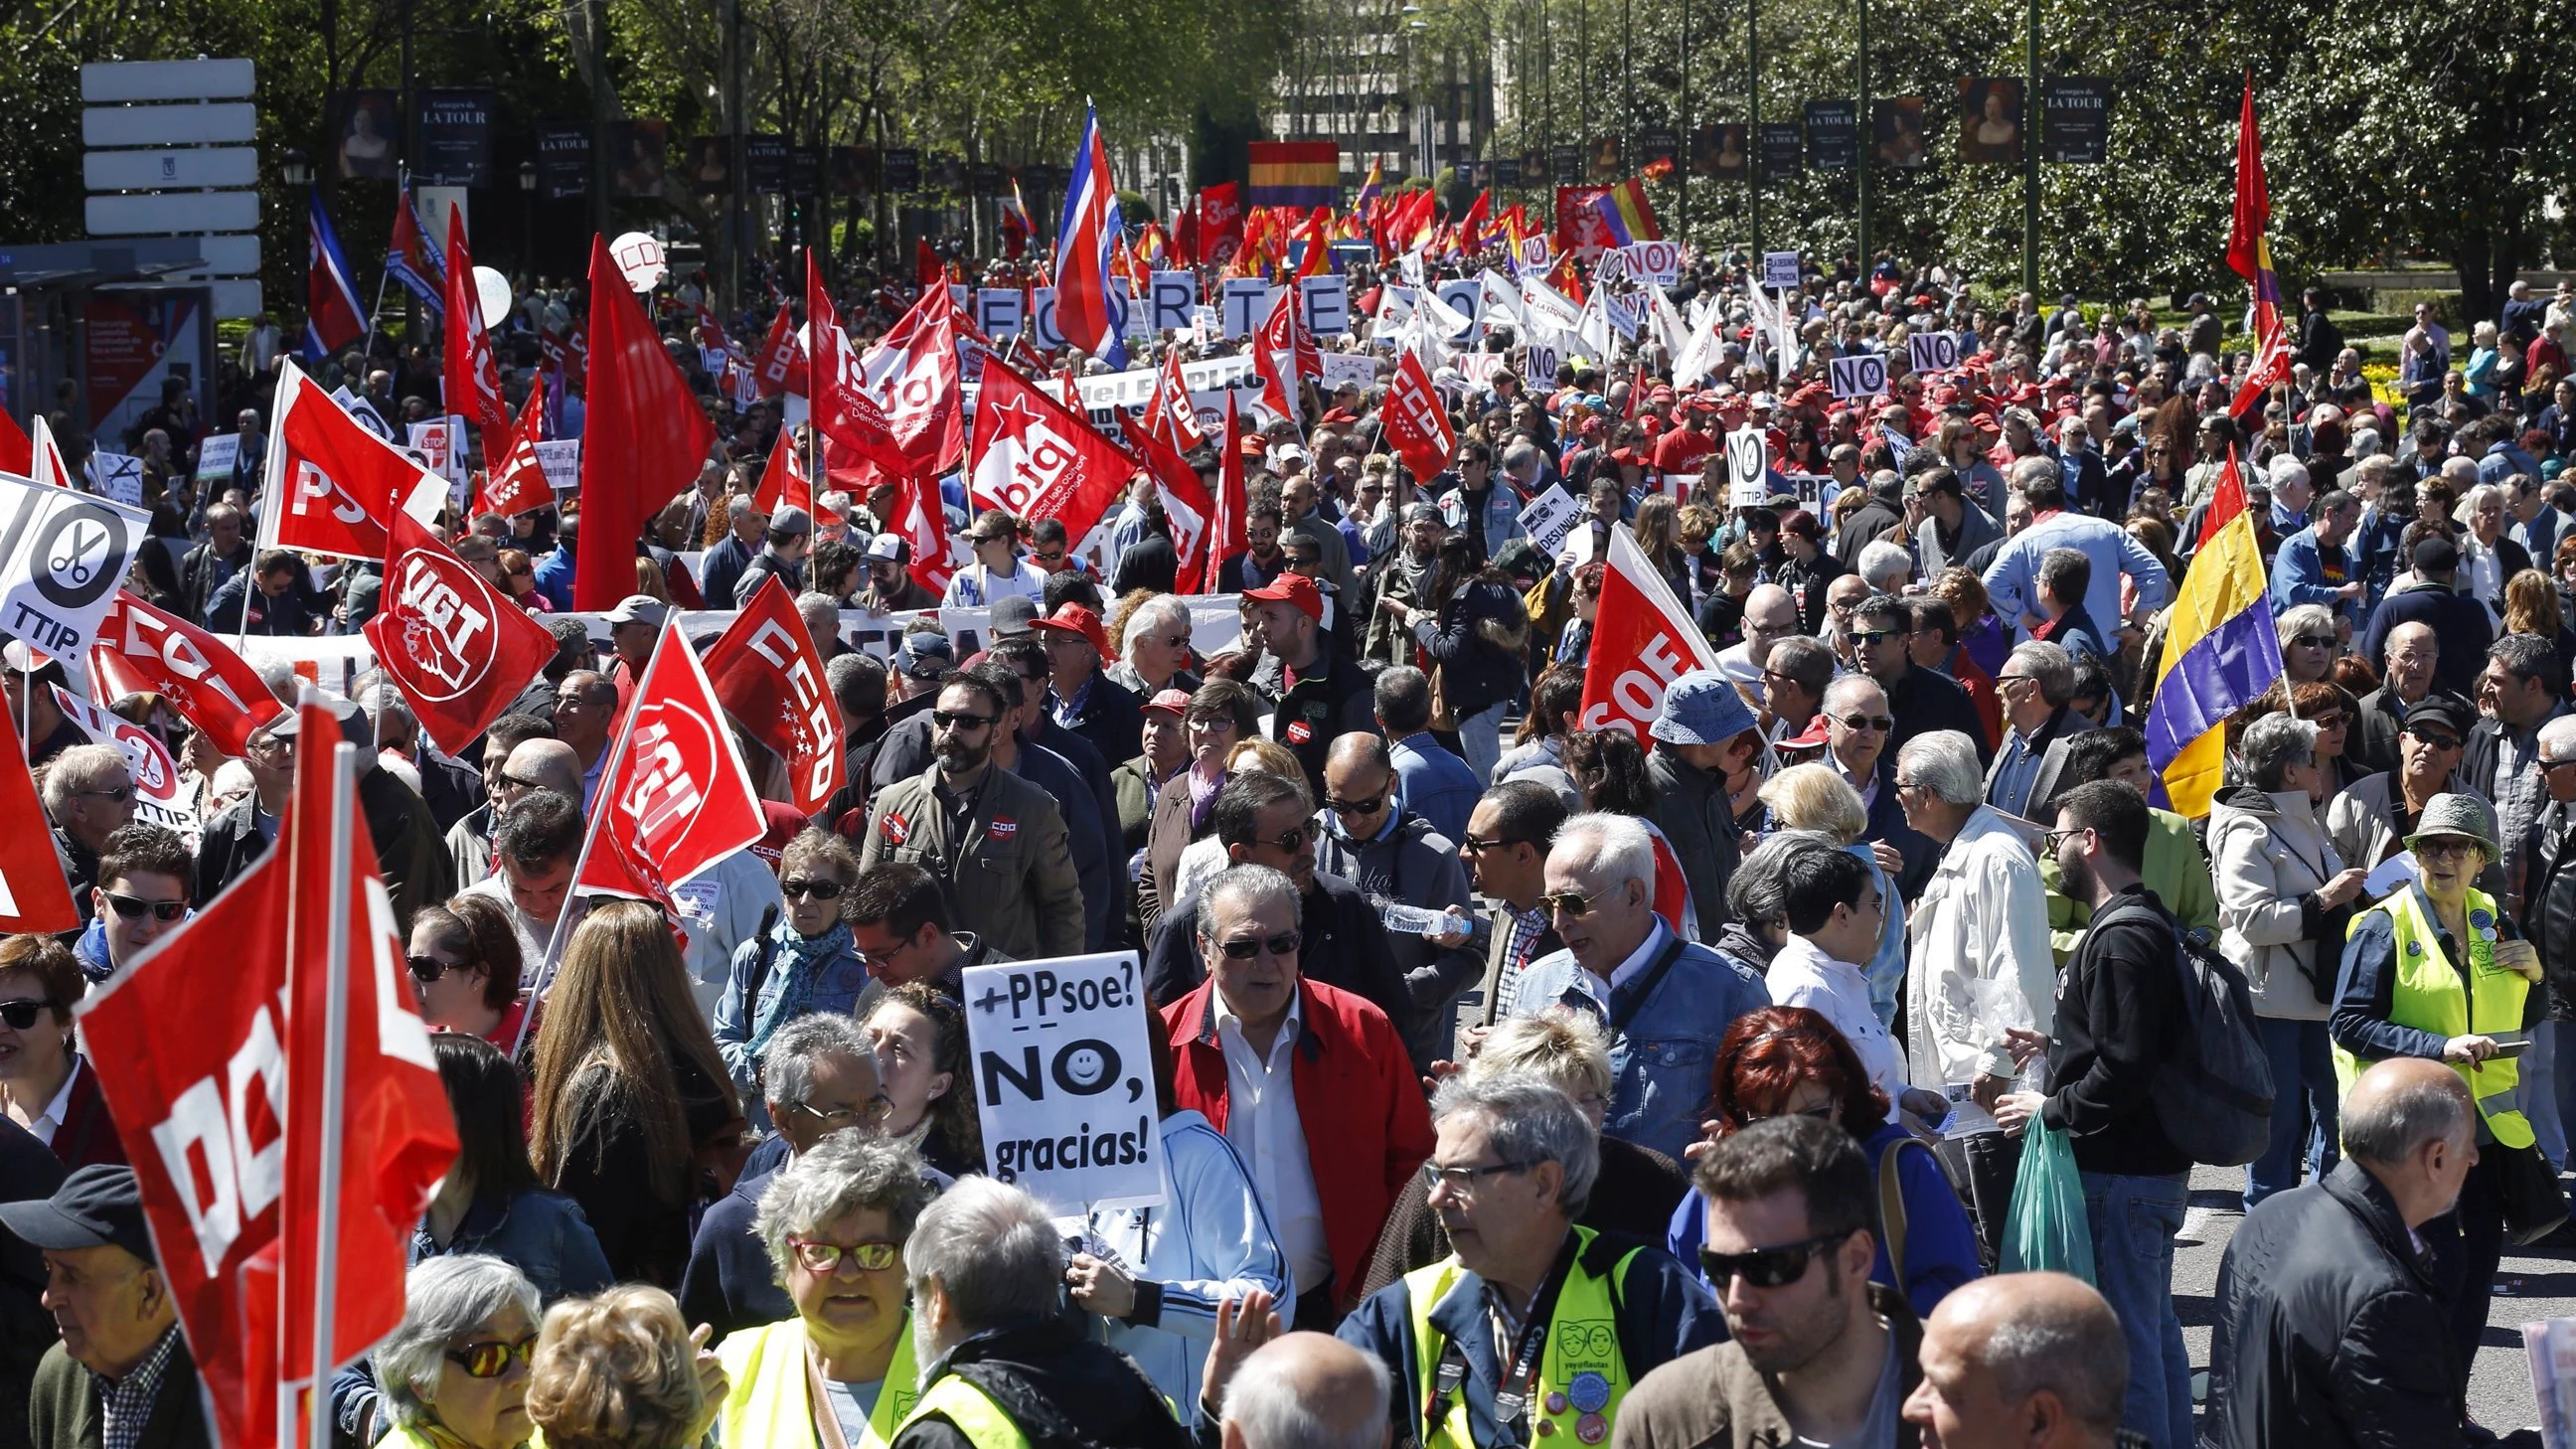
[2171,1165,2573,1434]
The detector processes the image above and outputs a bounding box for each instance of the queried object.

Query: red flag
[915,240,944,287]
[576,235,716,610]
[2196,447,2252,551]
[0,406,30,477]
[1296,206,1334,278]
[753,302,807,399]
[474,372,555,519]
[806,252,912,487]
[1173,202,1200,267]
[1125,420,1213,592]
[0,703,77,931]
[1253,286,1316,427]
[704,575,845,816]
[266,365,447,561]
[753,425,812,517]
[966,357,1137,548]
[1576,525,1726,737]
[1200,183,1245,267]
[365,511,560,756]
[440,208,512,467]
[856,284,967,477]
[1382,350,1457,482]
[1144,348,1206,452]
[95,591,286,755]
[1204,391,1249,593]
[577,618,768,903]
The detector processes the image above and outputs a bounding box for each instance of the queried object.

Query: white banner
[962,950,1167,1212]
[534,439,581,492]
[86,451,144,506]
[194,433,241,484]
[0,473,151,684]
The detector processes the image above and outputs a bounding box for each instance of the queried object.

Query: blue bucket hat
[1650,669,1757,747]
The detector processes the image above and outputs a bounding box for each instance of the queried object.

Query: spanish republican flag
[1591,177,1663,244]
[2144,448,2283,816]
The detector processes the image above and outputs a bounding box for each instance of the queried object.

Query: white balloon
[473,266,513,330]
[609,231,668,292]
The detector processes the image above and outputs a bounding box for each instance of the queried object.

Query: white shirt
[1769,934,1908,1120]
[1213,988,1330,1297]
[25,1056,81,1146]
[1904,807,2055,1134]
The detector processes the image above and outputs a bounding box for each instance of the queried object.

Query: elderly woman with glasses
[710,1133,938,1449]
[1665,1005,1981,1318]
[1137,679,1266,934]
[368,1255,546,1449]
[1107,591,1201,701]
[714,829,870,1117]
[2275,603,2340,687]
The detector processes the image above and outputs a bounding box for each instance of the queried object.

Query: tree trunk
[2451,228,2496,334]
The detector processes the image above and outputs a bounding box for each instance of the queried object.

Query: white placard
[535,439,581,491]
[1028,286,1064,350]
[1908,332,1960,375]
[0,475,152,678]
[1519,484,1584,558]
[86,451,144,506]
[1220,279,1275,339]
[1525,328,1571,391]
[1146,270,1198,332]
[1299,275,1352,338]
[1319,353,1378,393]
[1762,250,1801,290]
[1828,353,1888,401]
[1724,427,1770,505]
[962,951,1167,1213]
[1619,241,1682,286]
[330,386,395,441]
[1456,353,1505,384]
[975,287,1026,339]
[407,419,463,484]
[194,433,241,483]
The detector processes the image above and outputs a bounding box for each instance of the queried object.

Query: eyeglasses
[2415,837,2482,861]
[1187,714,1239,732]
[101,892,187,923]
[74,784,134,804]
[1459,835,1525,855]
[788,1236,902,1274]
[1836,714,1895,732]
[2291,634,2334,650]
[1213,931,1302,960]
[1540,887,1610,918]
[1326,791,1388,816]
[2038,827,2087,854]
[1697,1230,1855,1290]
[783,1096,891,1132]
[931,710,996,730]
[445,1334,539,1378]
[1848,629,1902,647]
[0,998,60,1031]
[406,954,476,983]
[2304,712,2348,730]
[781,878,847,901]
[1419,1159,1535,1194]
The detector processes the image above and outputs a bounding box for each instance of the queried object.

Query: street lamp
[520,161,538,273]
[280,148,313,187]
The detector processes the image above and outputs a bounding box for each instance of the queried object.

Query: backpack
[2089,898,2274,1168]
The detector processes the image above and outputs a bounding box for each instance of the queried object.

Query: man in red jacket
[1163,863,1433,1329]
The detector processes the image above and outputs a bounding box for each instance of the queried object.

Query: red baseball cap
[1144,688,1193,716]
[1243,572,1325,622]
[1029,602,1109,656]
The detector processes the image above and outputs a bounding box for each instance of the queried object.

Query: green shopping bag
[2000,1116,2096,1285]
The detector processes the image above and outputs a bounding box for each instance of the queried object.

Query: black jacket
[2359,580,2495,701]
[1834,500,1904,568]
[177,539,252,626]
[1143,869,1416,1046]
[27,1335,209,1449]
[2039,884,2190,1177]
[1647,743,1737,942]
[1884,663,1994,766]
[1249,648,1379,803]
[1418,577,1528,722]
[2205,1162,2470,1449]
[1777,550,1849,635]
[203,569,316,636]
[891,1317,1185,1449]
[2524,797,2576,1024]
[1,1118,67,1449]
[1056,670,1147,770]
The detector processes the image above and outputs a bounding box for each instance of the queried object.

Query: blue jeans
[2244,1017,2338,1208]
[2082,1171,2191,1449]
[1456,701,1507,788]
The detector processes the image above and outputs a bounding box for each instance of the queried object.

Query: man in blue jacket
[2270,488,2364,623]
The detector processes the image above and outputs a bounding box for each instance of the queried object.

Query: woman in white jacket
[2208,714,2369,1210]
[1065,1019,1289,1425]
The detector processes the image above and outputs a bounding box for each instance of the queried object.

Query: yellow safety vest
[1403,1225,1640,1449]
[382,1419,546,1449]
[2334,885,2534,1148]
[892,1373,1036,1449]
[716,1314,920,1449]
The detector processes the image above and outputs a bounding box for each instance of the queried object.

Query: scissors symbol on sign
[51,520,108,587]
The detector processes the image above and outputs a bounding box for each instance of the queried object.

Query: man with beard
[1357,504,1447,669]
[1614,1116,1919,1447]
[858,669,1084,959]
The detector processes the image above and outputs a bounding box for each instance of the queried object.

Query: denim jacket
[412,1189,614,1302]
[712,924,873,1111]
[1508,925,1771,1160]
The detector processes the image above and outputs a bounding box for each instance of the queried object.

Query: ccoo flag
[2144,447,2283,816]
[1053,102,1128,368]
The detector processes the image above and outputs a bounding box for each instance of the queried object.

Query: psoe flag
[2144,448,2282,817]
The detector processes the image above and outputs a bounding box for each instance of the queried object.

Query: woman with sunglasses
[713,1133,938,1449]
[713,830,870,1118]
[496,548,551,613]
[1137,679,1266,936]
[861,983,981,1180]
[1105,591,1201,702]
[407,896,529,1046]
[0,934,123,1169]
[366,1255,547,1449]
[1665,1007,1980,1319]
[2274,603,2340,688]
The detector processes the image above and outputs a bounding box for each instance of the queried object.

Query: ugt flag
[366,510,561,756]
[577,616,768,906]
[1052,102,1127,367]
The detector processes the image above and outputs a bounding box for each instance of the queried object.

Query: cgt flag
[967,357,1137,547]
[704,574,845,816]
[575,616,768,906]
[366,511,561,756]
[1577,524,1725,737]
[1381,350,1456,482]
[262,364,448,561]
[94,592,285,755]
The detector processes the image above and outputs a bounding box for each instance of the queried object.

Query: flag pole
[308,734,359,1449]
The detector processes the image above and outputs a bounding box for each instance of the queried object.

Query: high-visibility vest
[716,1313,919,1449]
[1403,1225,1642,1449]
[892,1373,1035,1449]
[2334,885,2534,1148]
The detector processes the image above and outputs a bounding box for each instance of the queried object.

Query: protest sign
[975,288,1025,338]
[962,951,1167,1213]
[1220,279,1274,339]
[1762,250,1802,290]
[195,433,241,484]
[1829,353,1888,400]
[331,387,395,441]
[86,451,144,506]
[407,419,462,483]
[1908,332,1959,374]
[535,439,581,491]
[1146,271,1198,332]
[1299,274,1352,337]
[1319,353,1378,393]
[1621,241,1682,286]
[50,686,200,848]
[0,476,151,676]
[1724,427,1770,505]
[1520,484,1583,558]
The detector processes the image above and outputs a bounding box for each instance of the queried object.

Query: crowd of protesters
[8,241,2576,1449]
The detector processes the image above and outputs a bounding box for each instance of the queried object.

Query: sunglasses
[406,954,476,984]
[2407,730,2465,750]
[1258,823,1314,852]
[2415,837,2482,861]
[1540,887,1610,918]
[1459,835,1526,855]
[1696,1229,1853,1290]
[101,892,188,923]
[2291,634,2334,649]
[781,880,846,903]
[931,710,996,730]
[0,998,60,1031]
[496,770,548,792]
[1326,791,1388,816]
[1213,931,1302,961]
[1836,714,1896,732]
[445,1334,538,1378]
[789,1235,902,1274]
[74,784,135,804]
[1848,629,1902,647]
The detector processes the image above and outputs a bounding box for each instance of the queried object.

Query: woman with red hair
[1665,1006,1981,1318]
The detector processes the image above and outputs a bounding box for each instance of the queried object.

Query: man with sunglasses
[1617,1116,1913,1449]
[446,723,570,886]
[40,745,133,927]
[72,825,192,986]
[1809,675,1938,904]
[1314,733,1477,1069]
[1164,865,1434,1330]
[1336,1075,1721,1449]
[1851,593,1991,767]
[1984,641,2092,822]
[8,1165,209,1449]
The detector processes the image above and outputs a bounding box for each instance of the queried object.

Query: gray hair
[1501,440,1543,479]
[40,743,129,813]
[2006,640,2074,707]
[1222,1339,1391,1449]
[1728,829,1837,926]
[2274,603,2335,650]
[1854,540,1912,592]
[1820,673,1886,719]
[1895,730,1984,807]
[254,658,300,704]
[371,1255,542,1428]
[2009,455,2057,493]
[1122,593,1193,658]
[1430,1072,1601,1216]
[761,1013,879,1112]
[727,496,760,524]
[2238,713,2319,793]
[1549,812,1655,893]
[1981,1285,2131,1433]
[2537,715,2576,761]
[1194,864,1303,945]
[904,1176,1063,1334]
[2342,1071,2473,1168]
[752,1131,937,1285]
